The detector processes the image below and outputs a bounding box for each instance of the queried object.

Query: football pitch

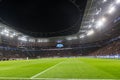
[0,57,120,80]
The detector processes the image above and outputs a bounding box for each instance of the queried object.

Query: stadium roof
[0,0,120,43]
[0,0,87,37]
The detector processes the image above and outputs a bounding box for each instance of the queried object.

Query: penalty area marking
[30,61,64,79]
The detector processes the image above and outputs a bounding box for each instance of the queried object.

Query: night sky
[0,0,87,37]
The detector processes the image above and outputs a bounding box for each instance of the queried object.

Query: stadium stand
[90,38,120,58]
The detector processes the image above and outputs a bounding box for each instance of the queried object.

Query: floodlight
[96,20,103,28]
[103,0,107,3]
[96,17,106,28]
[87,29,94,36]
[29,39,35,42]
[3,29,9,34]
[101,17,106,22]
[37,39,49,42]
[88,25,92,28]
[38,39,42,42]
[116,0,120,4]
[0,29,10,36]
[18,36,27,42]
[80,35,85,38]
[108,6,115,14]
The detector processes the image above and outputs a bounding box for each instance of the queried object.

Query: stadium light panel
[87,29,94,36]
[108,6,115,14]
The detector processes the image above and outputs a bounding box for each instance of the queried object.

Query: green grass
[0,57,120,79]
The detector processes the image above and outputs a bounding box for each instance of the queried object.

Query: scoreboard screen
[56,43,64,48]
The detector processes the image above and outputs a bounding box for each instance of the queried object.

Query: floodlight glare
[116,0,120,4]
[80,35,85,38]
[18,36,27,42]
[87,29,94,36]
[29,39,35,42]
[103,0,107,2]
[96,17,106,28]
[1,29,10,36]
[4,29,9,34]
[108,6,115,14]
[37,39,49,42]
[101,17,106,22]
[88,25,92,28]
[66,36,78,40]
[96,20,103,28]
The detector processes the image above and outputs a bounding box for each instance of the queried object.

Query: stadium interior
[0,0,120,79]
[0,0,120,60]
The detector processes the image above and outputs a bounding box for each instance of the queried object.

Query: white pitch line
[0,77,29,80]
[0,77,117,80]
[30,61,64,79]
[34,78,116,80]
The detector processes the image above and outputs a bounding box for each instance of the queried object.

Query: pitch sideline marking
[0,77,117,80]
[30,61,64,79]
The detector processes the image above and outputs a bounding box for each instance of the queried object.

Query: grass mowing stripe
[30,61,64,79]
